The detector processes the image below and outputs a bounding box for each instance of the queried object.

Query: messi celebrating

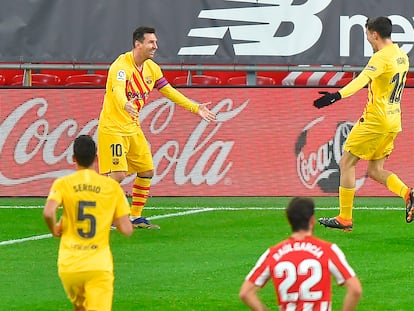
[97,26,216,229]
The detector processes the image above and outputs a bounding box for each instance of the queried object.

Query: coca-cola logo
[0,96,248,189]
[295,117,367,193]
[0,97,98,185]
[123,97,248,185]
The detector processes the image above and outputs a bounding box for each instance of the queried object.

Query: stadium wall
[1,1,414,65]
[1,87,413,197]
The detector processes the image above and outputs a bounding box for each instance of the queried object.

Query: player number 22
[275,259,323,302]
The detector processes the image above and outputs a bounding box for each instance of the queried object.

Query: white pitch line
[0,234,52,246]
[0,208,214,247]
[0,206,405,210]
[0,206,44,209]
[148,208,214,220]
[0,205,405,247]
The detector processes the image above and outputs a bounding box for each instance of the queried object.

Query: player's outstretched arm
[313,91,341,109]
[313,73,370,109]
[198,102,217,122]
[158,84,216,119]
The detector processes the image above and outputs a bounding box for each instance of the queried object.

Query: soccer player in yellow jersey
[97,26,217,229]
[313,16,414,231]
[43,135,133,311]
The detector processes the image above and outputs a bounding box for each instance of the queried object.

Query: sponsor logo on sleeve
[117,70,126,81]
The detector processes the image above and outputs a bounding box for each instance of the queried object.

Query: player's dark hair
[73,135,96,167]
[365,16,392,39]
[286,197,314,231]
[133,26,156,46]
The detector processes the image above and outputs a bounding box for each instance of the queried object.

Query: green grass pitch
[0,196,412,311]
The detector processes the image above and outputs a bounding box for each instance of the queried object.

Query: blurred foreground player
[239,197,362,311]
[43,135,133,311]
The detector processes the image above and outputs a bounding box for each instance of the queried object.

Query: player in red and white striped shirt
[239,197,361,311]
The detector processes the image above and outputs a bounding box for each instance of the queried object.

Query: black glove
[313,91,341,109]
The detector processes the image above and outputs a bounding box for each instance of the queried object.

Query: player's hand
[125,99,139,118]
[198,102,217,122]
[53,218,63,237]
[313,91,341,109]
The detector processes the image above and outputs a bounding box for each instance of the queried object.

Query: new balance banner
[1,88,413,196]
[0,0,413,65]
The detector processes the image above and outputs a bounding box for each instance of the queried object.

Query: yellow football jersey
[98,51,199,136]
[47,169,130,273]
[340,44,409,132]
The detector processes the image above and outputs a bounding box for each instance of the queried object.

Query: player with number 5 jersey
[43,135,133,311]
[239,197,361,311]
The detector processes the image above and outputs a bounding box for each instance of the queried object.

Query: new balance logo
[178,0,332,56]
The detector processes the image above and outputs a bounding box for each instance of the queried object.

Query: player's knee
[339,158,352,172]
[137,170,154,179]
[367,167,380,181]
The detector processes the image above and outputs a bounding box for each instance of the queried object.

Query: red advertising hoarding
[1,88,413,196]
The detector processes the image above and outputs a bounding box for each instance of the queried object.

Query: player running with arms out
[313,16,414,231]
[97,26,216,229]
[43,135,133,311]
[239,197,362,311]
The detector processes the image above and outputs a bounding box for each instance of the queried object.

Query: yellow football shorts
[59,270,114,311]
[97,129,153,175]
[344,120,398,160]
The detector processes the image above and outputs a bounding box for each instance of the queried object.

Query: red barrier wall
[1,88,413,196]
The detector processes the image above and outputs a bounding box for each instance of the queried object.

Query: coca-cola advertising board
[1,88,413,197]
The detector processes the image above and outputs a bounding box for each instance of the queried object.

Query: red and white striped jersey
[246,236,356,311]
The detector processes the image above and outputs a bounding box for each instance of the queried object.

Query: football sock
[386,173,409,198]
[338,186,355,221]
[130,176,151,218]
